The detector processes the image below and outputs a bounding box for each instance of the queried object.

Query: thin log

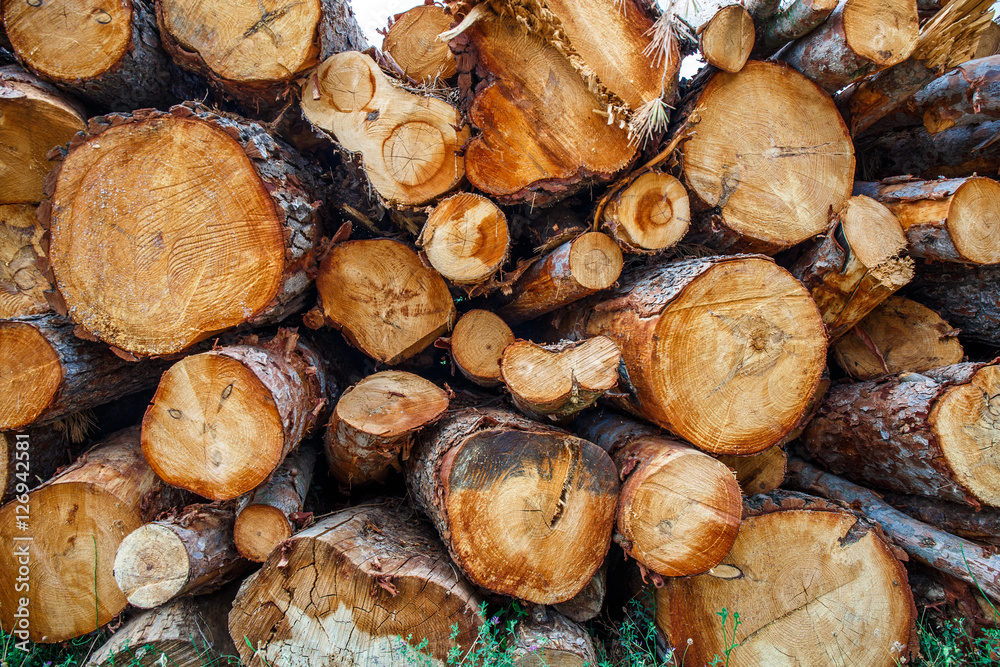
[699,4,755,73]
[858,119,1000,180]
[880,491,1000,546]
[416,193,510,286]
[449,309,514,387]
[599,171,690,254]
[756,0,839,54]
[382,4,457,82]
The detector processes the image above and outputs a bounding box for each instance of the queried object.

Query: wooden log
[229,501,484,667]
[324,370,449,488]
[756,0,839,54]
[679,61,855,253]
[156,0,366,115]
[0,427,74,504]
[234,445,316,562]
[142,330,330,500]
[976,19,1000,58]
[0,315,169,430]
[314,239,456,364]
[553,566,606,623]
[574,410,741,578]
[46,103,326,357]
[449,309,513,387]
[550,255,827,456]
[598,171,690,254]
[716,445,787,495]
[0,204,53,318]
[1,0,203,110]
[416,193,509,286]
[905,260,1000,347]
[654,490,917,667]
[780,0,918,93]
[858,119,1000,180]
[788,459,1000,601]
[500,337,620,422]
[497,232,622,326]
[0,426,185,642]
[878,491,1000,546]
[382,4,457,82]
[802,361,1000,508]
[406,405,618,603]
[114,504,248,609]
[832,295,964,380]
[698,4,755,73]
[854,176,1000,265]
[789,194,912,341]
[300,50,468,206]
[511,612,598,667]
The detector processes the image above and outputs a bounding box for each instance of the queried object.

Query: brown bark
[699,4,755,73]
[0,204,53,318]
[406,405,619,604]
[383,4,457,82]
[416,193,510,286]
[599,171,690,254]
[229,501,484,667]
[449,309,514,387]
[756,0,839,53]
[511,612,598,667]
[858,119,1000,180]
[0,426,75,504]
[879,491,1000,546]
[905,260,1000,347]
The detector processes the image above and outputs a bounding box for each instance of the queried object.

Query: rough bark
[858,119,1000,180]
[699,4,755,73]
[0,204,53,318]
[755,0,839,54]
[599,171,690,254]
[511,612,598,667]
[905,260,1000,347]
[448,309,514,387]
[416,193,510,286]
[0,426,75,504]
[879,491,1000,546]
[382,4,457,82]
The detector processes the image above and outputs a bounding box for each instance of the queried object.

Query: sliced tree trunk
[654,490,917,667]
[550,255,828,456]
[0,426,186,642]
[45,103,327,357]
[2,0,203,110]
[0,204,54,318]
[155,0,366,116]
[699,4,755,73]
[832,295,964,380]
[324,370,449,488]
[496,232,622,325]
[500,337,620,422]
[905,260,1000,347]
[406,405,619,604]
[716,445,787,495]
[142,329,330,500]
[679,61,855,253]
[802,361,1000,508]
[859,119,1000,180]
[114,504,248,609]
[416,193,510,286]
[599,171,690,254]
[976,19,1000,58]
[574,410,742,578]
[300,50,468,206]
[789,194,912,341]
[879,491,1000,546]
[0,426,75,503]
[0,315,170,430]
[553,566,606,623]
[755,0,839,54]
[511,612,598,667]
[382,4,457,82]
[449,309,514,387]
[314,239,456,364]
[229,501,484,667]
[234,445,316,562]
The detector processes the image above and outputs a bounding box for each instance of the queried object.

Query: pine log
[0,66,85,205]
[0,427,74,503]
[788,459,1000,601]
[789,194,912,341]
[878,491,1000,546]
[553,566,606,623]
[156,0,366,115]
[716,445,787,495]
[234,445,316,562]
[0,315,169,430]
[382,4,457,82]
[229,501,484,667]
[511,612,598,667]
[2,0,203,110]
[449,309,514,387]
[780,0,918,93]
[497,232,622,325]
[802,361,1000,507]
[416,193,509,286]
[655,491,916,666]
[679,61,855,253]
[0,204,53,318]
[0,426,185,642]
[756,0,839,54]
[314,239,456,364]
[905,260,1000,347]
[574,410,741,578]
[598,171,690,254]
[114,504,248,609]
[325,370,449,488]
[859,119,1000,180]
[300,50,468,206]
[699,4,755,73]
[406,405,618,604]
[550,255,828,455]
[832,296,964,380]
[855,176,1000,265]
[46,103,326,356]
[976,19,1000,58]
[500,337,620,422]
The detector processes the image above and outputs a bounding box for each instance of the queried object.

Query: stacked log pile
[1,1,999,666]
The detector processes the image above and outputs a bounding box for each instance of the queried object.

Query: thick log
[114,504,248,609]
[905,260,1000,347]
[324,370,449,488]
[599,171,690,254]
[406,405,618,603]
[655,491,917,667]
[574,410,741,578]
[0,427,74,503]
[229,501,484,667]
[699,4,755,73]
[679,61,855,253]
[859,119,1000,180]
[382,4,457,82]
[0,204,53,318]
[832,295,964,380]
[790,194,912,341]
[855,176,1000,265]
[449,309,513,387]
[314,239,456,364]
[416,193,509,286]
[551,255,828,455]
[234,445,316,562]
[802,362,1000,507]
[716,445,787,495]
[46,103,326,356]
[756,0,839,54]
[0,426,185,642]
[511,612,598,667]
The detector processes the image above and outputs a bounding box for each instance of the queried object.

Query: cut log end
[419,193,509,284]
[699,4,755,73]
[0,321,61,430]
[113,524,191,609]
[233,505,291,563]
[843,0,918,68]
[946,177,1000,265]
[601,172,690,253]
[717,445,787,495]
[337,370,449,438]
[568,232,623,290]
[450,309,514,387]
[0,204,51,318]
[842,195,908,269]
[382,4,457,82]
